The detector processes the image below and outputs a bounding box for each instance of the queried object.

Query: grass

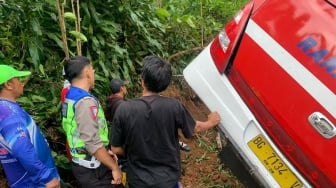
[180,128,244,188]
[196,129,219,152]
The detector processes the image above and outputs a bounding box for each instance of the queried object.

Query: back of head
[110,78,126,94]
[141,55,172,93]
[64,56,91,83]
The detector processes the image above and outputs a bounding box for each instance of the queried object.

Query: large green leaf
[156,8,170,20]
[31,18,42,36]
[69,31,88,42]
[28,41,40,68]
[64,12,76,21]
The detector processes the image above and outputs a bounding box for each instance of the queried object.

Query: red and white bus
[183,0,336,187]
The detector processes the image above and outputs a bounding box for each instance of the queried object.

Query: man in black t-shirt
[110,55,221,188]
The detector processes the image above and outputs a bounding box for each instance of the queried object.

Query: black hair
[110,79,125,94]
[64,56,91,83]
[141,55,172,93]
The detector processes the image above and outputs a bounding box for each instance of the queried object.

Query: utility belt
[72,155,101,169]
[71,145,112,169]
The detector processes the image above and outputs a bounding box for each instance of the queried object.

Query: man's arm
[75,98,122,184]
[93,147,122,184]
[75,98,105,154]
[93,147,119,170]
[110,102,127,156]
[193,112,221,134]
[2,121,60,187]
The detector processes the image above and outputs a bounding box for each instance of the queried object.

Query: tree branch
[56,0,69,60]
[168,47,204,62]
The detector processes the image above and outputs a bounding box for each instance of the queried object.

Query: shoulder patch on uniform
[90,106,98,120]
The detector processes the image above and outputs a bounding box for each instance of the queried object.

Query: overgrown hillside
[0,0,248,172]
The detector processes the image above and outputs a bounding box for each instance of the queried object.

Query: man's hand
[207,111,221,126]
[107,149,118,162]
[111,168,122,185]
[45,178,60,188]
[194,111,221,134]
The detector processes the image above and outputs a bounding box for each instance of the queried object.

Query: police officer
[62,56,122,188]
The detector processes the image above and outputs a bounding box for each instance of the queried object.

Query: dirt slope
[163,80,245,188]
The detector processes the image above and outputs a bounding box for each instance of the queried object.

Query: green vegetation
[197,130,219,152]
[0,0,248,168]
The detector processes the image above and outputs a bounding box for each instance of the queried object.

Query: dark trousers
[72,162,124,188]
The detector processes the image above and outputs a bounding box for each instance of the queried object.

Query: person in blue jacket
[0,64,61,188]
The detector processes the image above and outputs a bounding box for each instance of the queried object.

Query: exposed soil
[164,80,245,188]
[0,79,246,188]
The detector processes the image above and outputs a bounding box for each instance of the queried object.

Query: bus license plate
[248,135,302,188]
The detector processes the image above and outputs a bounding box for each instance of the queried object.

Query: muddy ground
[164,80,246,188]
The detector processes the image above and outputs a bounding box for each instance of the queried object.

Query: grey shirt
[75,97,104,155]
